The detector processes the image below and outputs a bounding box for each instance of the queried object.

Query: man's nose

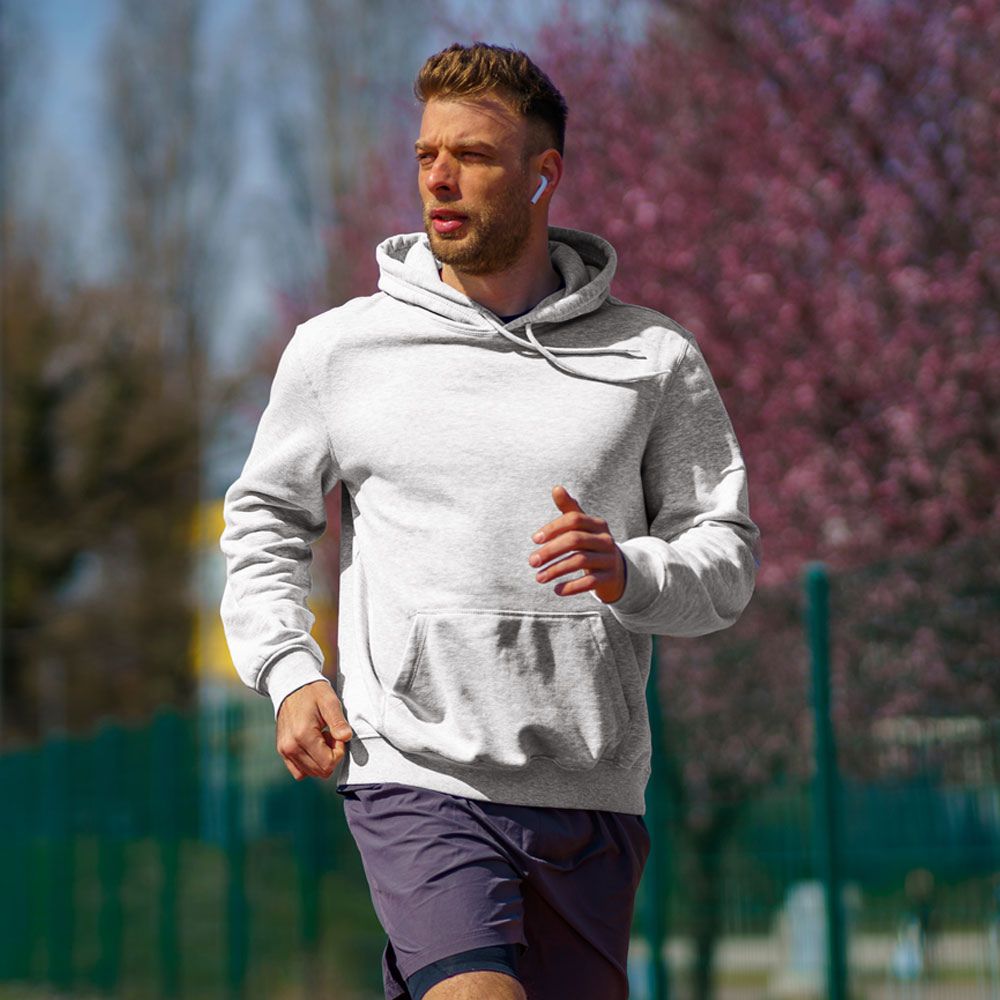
[425,156,458,194]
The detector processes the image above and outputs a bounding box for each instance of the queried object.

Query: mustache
[428,209,472,218]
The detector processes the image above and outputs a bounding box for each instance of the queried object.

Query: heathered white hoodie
[219,225,760,814]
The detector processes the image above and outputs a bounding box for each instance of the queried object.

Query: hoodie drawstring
[477,311,676,385]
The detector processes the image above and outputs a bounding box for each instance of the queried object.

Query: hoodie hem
[334,735,651,815]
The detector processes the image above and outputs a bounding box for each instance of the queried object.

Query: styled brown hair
[414,42,568,159]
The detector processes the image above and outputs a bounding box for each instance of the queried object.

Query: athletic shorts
[337,781,650,1000]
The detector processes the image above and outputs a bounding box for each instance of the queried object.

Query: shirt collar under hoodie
[375,224,676,385]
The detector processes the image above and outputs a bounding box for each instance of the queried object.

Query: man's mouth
[430,210,468,234]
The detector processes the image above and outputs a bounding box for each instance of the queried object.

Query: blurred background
[1,0,997,998]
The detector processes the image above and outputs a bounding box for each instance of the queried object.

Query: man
[220,41,759,1000]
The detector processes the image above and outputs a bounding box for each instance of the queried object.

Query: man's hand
[529,485,627,603]
[276,679,354,781]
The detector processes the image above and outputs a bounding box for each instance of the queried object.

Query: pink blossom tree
[539,4,998,993]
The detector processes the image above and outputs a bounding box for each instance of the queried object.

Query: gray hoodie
[219,225,759,815]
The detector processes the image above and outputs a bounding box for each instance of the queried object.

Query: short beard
[425,170,533,276]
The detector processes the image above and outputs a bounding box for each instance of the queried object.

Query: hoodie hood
[376,225,674,384]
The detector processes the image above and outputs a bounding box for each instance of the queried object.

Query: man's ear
[535,148,562,197]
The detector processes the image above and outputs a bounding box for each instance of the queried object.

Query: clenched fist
[275,679,354,781]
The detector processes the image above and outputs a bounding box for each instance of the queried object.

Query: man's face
[415,94,537,275]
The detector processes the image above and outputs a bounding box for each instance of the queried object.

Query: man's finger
[534,547,617,583]
[554,573,601,597]
[296,737,349,781]
[531,487,603,541]
[288,742,332,777]
[530,529,613,574]
[278,728,335,777]
[318,689,354,742]
[551,484,582,513]
[531,510,606,545]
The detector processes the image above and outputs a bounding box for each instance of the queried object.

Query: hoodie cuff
[262,650,332,720]
[590,539,661,617]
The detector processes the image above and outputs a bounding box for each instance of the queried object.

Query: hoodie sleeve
[592,337,760,635]
[219,328,339,719]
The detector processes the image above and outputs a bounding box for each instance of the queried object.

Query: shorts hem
[395,928,527,984]
[410,964,522,1000]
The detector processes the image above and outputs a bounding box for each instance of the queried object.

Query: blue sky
[22,0,645,335]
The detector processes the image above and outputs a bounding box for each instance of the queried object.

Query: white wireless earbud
[530,175,549,205]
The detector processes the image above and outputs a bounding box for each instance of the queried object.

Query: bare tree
[243,0,430,313]
[0,0,249,744]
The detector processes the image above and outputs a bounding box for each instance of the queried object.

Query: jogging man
[220,41,759,1000]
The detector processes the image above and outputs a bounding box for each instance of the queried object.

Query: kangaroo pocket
[379,608,642,771]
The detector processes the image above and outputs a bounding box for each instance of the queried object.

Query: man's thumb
[321,692,354,740]
[552,484,582,513]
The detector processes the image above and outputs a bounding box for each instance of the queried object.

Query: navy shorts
[337,781,650,1000]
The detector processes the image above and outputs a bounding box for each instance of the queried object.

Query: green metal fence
[1,533,997,999]
[633,532,1000,1000]
[0,700,387,999]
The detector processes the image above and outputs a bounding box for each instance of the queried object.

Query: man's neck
[437,231,563,318]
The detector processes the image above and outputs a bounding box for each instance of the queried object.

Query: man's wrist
[602,539,660,616]
[264,651,330,720]
[604,544,629,604]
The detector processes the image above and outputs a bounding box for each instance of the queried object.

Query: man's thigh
[423,968,526,999]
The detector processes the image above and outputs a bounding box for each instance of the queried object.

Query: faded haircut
[414,41,568,160]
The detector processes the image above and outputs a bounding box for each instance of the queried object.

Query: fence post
[152,706,182,998]
[223,699,248,1000]
[642,633,671,1000]
[805,562,848,1000]
[41,731,75,995]
[0,748,34,982]
[94,719,125,994]
[294,768,324,993]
